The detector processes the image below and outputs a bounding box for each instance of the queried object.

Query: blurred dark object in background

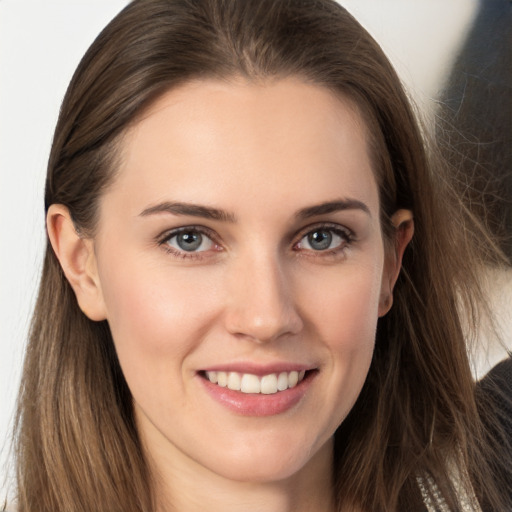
[438,0,512,259]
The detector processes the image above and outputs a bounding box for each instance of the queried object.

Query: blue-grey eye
[307,230,332,250]
[177,232,202,251]
[299,228,345,251]
[166,230,214,252]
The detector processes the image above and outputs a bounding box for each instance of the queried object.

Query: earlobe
[378,209,414,317]
[46,204,107,321]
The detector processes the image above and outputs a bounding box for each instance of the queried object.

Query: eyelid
[156,224,218,242]
[294,222,354,242]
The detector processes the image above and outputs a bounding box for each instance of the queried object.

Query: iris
[176,231,203,251]
[307,230,332,251]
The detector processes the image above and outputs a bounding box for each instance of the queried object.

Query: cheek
[97,255,221,385]
[296,261,383,421]
[298,261,383,351]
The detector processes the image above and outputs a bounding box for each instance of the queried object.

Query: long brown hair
[13,0,510,510]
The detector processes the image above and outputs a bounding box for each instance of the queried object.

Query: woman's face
[90,78,392,484]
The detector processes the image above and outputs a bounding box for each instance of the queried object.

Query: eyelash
[156,223,355,261]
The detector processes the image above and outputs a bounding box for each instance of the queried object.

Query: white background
[4,0,502,496]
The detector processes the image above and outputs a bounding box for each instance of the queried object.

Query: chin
[199,433,332,485]
[209,456,308,484]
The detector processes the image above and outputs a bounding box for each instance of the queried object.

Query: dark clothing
[477,355,512,511]
[478,355,512,437]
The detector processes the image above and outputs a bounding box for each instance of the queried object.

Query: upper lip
[200,362,316,376]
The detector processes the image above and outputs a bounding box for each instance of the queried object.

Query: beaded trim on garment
[416,459,483,512]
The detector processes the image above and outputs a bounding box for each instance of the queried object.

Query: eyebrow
[139,201,236,222]
[295,199,371,219]
[139,198,371,223]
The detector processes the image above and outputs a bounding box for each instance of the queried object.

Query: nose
[223,252,303,343]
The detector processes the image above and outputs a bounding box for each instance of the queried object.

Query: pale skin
[47,78,413,512]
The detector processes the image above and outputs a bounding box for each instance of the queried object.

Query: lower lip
[199,372,315,416]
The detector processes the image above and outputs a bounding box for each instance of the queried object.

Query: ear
[46,204,107,321]
[378,209,414,317]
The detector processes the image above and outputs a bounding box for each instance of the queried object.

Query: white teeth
[277,372,289,391]
[227,372,241,391]
[241,373,261,393]
[288,371,299,388]
[260,374,278,394]
[205,370,308,395]
[217,371,228,387]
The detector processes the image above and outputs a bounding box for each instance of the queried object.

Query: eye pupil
[177,232,202,251]
[308,230,332,250]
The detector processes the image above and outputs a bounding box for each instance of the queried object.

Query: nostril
[225,309,304,344]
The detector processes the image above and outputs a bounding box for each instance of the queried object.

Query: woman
[11,0,511,510]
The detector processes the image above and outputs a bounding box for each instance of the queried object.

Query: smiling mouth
[201,370,310,395]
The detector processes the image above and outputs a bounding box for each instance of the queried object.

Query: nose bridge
[224,247,303,343]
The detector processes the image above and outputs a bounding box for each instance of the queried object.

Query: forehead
[105,77,379,220]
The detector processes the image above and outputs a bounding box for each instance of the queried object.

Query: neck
[147,436,335,512]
